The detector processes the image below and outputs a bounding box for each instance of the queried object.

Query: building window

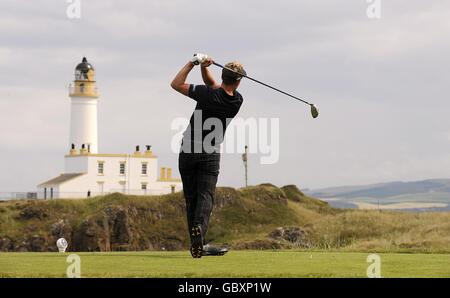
[141,163,148,175]
[98,162,104,175]
[141,183,147,190]
[119,162,126,175]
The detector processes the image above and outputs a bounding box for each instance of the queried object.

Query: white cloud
[1,0,450,191]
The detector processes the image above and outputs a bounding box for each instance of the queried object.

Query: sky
[0,0,449,192]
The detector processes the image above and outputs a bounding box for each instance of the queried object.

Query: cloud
[0,0,450,191]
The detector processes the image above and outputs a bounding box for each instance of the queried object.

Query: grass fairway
[0,251,449,278]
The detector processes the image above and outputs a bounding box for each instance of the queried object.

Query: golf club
[213,61,319,119]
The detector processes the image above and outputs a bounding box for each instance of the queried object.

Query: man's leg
[193,153,220,241]
[178,152,198,243]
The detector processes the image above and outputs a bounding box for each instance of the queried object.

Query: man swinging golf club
[171,53,246,258]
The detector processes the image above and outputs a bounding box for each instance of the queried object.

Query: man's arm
[170,62,195,96]
[201,58,220,89]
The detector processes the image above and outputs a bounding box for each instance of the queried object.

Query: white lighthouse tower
[69,57,99,153]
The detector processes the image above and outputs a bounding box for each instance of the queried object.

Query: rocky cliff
[0,184,327,252]
[2,183,450,253]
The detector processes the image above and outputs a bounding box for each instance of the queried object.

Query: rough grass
[0,251,449,278]
[310,210,450,252]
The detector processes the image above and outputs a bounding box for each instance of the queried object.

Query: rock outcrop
[0,184,323,252]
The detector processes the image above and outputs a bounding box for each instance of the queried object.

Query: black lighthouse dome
[75,57,95,81]
[75,57,94,72]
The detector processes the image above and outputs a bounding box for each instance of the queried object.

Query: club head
[310,104,319,119]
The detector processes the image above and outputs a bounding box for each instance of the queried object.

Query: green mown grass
[1,251,449,278]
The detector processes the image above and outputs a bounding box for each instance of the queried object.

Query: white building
[37,57,182,199]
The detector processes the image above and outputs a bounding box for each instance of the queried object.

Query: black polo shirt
[181,84,243,153]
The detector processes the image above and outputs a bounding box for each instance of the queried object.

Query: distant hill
[309,179,450,198]
[306,179,450,211]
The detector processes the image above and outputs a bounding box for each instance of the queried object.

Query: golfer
[171,54,246,258]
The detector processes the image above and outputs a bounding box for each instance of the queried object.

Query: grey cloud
[1,0,450,191]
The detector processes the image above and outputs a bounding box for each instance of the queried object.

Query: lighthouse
[37,57,182,199]
[69,57,99,154]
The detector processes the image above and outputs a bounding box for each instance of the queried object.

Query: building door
[97,182,104,194]
[119,182,126,194]
[50,188,53,199]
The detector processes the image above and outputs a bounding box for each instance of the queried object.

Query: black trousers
[178,151,220,244]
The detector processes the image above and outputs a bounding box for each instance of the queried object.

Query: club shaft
[213,62,311,106]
